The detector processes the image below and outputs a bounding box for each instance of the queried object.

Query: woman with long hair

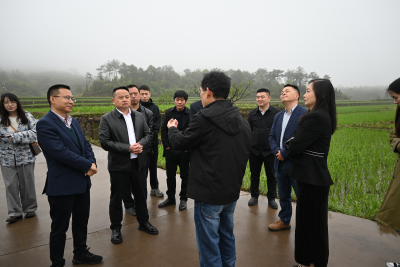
[375,77,400,267]
[0,93,38,223]
[285,79,337,267]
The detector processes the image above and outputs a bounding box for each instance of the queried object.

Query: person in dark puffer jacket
[167,71,251,267]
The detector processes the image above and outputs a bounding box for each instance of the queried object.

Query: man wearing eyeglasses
[37,84,103,267]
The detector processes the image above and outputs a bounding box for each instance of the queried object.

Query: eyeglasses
[53,96,76,102]
[3,101,17,106]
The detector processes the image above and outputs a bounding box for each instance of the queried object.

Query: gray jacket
[99,108,152,172]
[0,112,37,167]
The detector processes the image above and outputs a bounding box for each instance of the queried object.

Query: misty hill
[0,68,85,96]
[338,86,390,100]
[0,62,370,100]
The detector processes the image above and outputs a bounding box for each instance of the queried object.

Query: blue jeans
[276,163,297,225]
[194,201,237,267]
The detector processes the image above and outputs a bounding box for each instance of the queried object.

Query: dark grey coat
[138,104,154,154]
[99,108,152,172]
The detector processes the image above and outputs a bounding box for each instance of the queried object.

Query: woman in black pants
[286,79,337,267]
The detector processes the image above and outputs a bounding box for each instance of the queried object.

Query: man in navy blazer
[37,84,103,267]
[268,84,307,232]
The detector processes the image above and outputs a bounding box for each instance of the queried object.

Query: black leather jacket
[141,98,161,146]
[137,105,154,154]
[99,108,152,172]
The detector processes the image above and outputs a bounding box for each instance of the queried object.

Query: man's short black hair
[112,86,129,97]
[47,84,70,106]
[127,84,138,89]
[138,85,150,92]
[257,88,270,95]
[283,84,300,96]
[200,71,231,99]
[173,90,188,101]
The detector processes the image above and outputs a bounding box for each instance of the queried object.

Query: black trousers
[165,149,189,201]
[122,155,150,209]
[149,145,159,189]
[48,186,90,267]
[295,181,330,267]
[109,159,149,230]
[249,151,277,199]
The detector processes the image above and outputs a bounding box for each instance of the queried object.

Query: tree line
[84,59,350,100]
[0,61,350,100]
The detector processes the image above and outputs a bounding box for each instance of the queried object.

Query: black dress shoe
[138,222,159,235]
[72,247,103,265]
[111,229,123,244]
[25,211,36,218]
[125,207,136,216]
[268,199,278,209]
[158,198,176,208]
[248,197,258,206]
[179,200,187,211]
[6,215,23,223]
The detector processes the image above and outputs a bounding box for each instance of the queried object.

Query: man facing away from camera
[167,71,251,267]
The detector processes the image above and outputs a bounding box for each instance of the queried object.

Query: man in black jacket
[189,100,203,120]
[167,72,251,267]
[99,86,159,245]
[121,84,155,217]
[247,88,280,209]
[139,85,164,198]
[159,90,190,211]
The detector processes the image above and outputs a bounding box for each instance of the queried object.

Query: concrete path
[0,145,399,267]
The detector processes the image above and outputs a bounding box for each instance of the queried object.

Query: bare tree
[191,81,200,96]
[227,79,254,105]
[85,72,92,84]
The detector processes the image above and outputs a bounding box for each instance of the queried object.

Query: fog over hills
[0,0,399,92]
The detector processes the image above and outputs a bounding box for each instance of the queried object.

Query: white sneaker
[150,189,164,197]
[387,263,400,267]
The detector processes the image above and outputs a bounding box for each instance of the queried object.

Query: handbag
[9,123,42,156]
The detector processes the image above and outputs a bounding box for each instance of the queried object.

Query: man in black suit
[37,84,103,267]
[159,90,190,211]
[190,100,203,120]
[247,88,280,208]
[121,84,155,217]
[139,85,164,198]
[99,86,159,245]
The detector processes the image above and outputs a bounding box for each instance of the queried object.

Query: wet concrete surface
[0,145,399,267]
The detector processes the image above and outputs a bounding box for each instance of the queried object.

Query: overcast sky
[0,0,399,87]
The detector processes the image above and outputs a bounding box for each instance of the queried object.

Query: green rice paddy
[24,97,396,220]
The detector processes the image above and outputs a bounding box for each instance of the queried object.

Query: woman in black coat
[286,79,337,267]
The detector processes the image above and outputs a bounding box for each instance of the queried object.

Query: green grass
[241,127,396,219]
[327,128,396,219]
[336,105,394,114]
[338,111,394,125]
[25,104,188,114]
[67,99,398,221]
